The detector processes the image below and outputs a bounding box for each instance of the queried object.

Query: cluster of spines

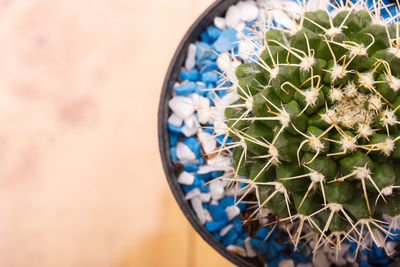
[205,0,400,260]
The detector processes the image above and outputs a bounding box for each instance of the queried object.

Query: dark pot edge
[157,0,256,266]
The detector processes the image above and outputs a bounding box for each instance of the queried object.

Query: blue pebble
[256,227,271,240]
[212,28,238,53]
[265,244,278,262]
[202,203,209,210]
[207,91,217,102]
[241,232,248,239]
[184,137,202,158]
[182,176,200,192]
[200,31,213,44]
[205,221,227,232]
[179,69,199,81]
[206,25,222,40]
[201,71,219,84]
[195,172,212,181]
[202,126,214,135]
[216,88,228,98]
[219,196,235,208]
[215,135,226,145]
[214,232,222,241]
[174,82,197,96]
[183,164,198,172]
[359,260,373,267]
[170,147,178,162]
[200,63,219,74]
[232,217,243,233]
[209,205,228,222]
[196,59,214,67]
[195,84,208,96]
[169,133,178,147]
[272,241,287,252]
[222,228,239,246]
[235,238,245,248]
[198,156,204,165]
[250,238,268,254]
[211,171,224,178]
[199,181,209,193]
[168,123,183,134]
[237,202,246,212]
[195,41,212,61]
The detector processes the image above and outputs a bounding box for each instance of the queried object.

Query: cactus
[219,0,400,258]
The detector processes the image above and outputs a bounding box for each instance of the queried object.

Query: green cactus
[223,4,400,255]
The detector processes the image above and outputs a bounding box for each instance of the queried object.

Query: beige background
[0,0,234,266]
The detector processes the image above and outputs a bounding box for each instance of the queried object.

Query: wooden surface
[0,0,234,266]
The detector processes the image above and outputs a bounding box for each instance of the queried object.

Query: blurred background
[0,0,234,266]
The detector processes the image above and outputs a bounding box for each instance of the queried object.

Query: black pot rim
[157,0,256,266]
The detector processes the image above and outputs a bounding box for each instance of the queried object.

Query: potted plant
[159,0,400,266]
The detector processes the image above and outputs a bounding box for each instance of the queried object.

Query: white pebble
[185,43,196,70]
[169,96,195,120]
[178,171,195,185]
[176,142,196,162]
[220,224,233,236]
[279,260,294,267]
[197,96,211,124]
[312,252,330,267]
[226,206,241,221]
[216,52,236,77]
[204,209,213,222]
[198,131,216,154]
[200,193,212,202]
[236,21,246,33]
[238,39,255,61]
[225,5,241,28]
[168,113,183,127]
[191,196,206,224]
[209,179,225,201]
[237,1,259,22]
[227,245,247,257]
[185,188,201,200]
[214,16,226,30]
[296,263,313,267]
[207,155,232,172]
[182,115,199,137]
[245,237,257,257]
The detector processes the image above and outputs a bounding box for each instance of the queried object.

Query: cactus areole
[225,7,400,254]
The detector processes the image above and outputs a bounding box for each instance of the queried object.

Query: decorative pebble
[245,237,257,257]
[191,196,206,225]
[278,259,295,267]
[214,16,226,30]
[227,245,247,257]
[225,5,241,28]
[209,204,229,222]
[209,179,225,200]
[201,71,219,83]
[185,188,201,200]
[237,1,259,22]
[222,228,239,246]
[220,224,234,237]
[178,171,195,185]
[212,28,238,53]
[200,193,212,202]
[198,130,217,154]
[176,142,196,162]
[185,43,196,70]
[168,113,183,127]
[206,220,227,232]
[182,115,200,137]
[226,205,241,221]
[195,41,212,61]
[168,96,195,120]
[180,69,199,81]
